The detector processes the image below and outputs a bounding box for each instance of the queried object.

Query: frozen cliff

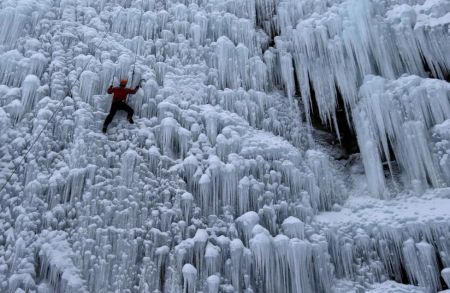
[0,0,449,292]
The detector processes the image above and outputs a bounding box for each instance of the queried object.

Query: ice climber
[102,79,140,133]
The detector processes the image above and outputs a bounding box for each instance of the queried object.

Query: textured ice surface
[0,0,449,292]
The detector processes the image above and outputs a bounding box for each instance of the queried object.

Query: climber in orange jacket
[102,79,140,133]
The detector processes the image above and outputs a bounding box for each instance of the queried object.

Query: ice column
[238,177,250,215]
[204,243,220,276]
[181,192,194,223]
[21,75,40,114]
[402,239,441,292]
[120,150,138,187]
[206,275,220,293]
[353,109,386,197]
[216,37,239,90]
[282,216,304,239]
[79,71,99,105]
[182,264,197,293]
[288,239,314,293]
[230,239,244,290]
[306,150,342,210]
[250,231,274,292]
[236,211,259,246]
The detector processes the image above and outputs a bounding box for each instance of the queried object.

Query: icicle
[79,71,99,105]
[402,239,441,292]
[5,99,23,123]
[204,242,220,276]
[433,120,450,184]
[205,156,222,216]
[238,177,250,214]
[29,53,47,78]
[216,127,241,161]
[259,206,277,235]
[183,154,199,191]
[98,60,116,92]
[306,150,343,210]
[182,264,197,293]
[204,110,218,145]
[198,173,212,215]
[0,7,28,46]
[190,122,200,141]
[0,51,25,86]
[193,229,208,278]
[221,163,238,210]
[159,117,179,156]
[236,211,259,246]
[230,239,244,290]
[353,109,387,197]
[181,192,194,223]
[310,234,333,293]
[206,275,220,293]
[38,231,87,293]
[282,216,304,239]
[250,231,274,292]
[21,75,40,115]
[400,121,441,188]
[63,168,86,203]
[215,37,239,90]
[155,62,166,86]
[273,234,290,293]
[115,54,133,81]
[279,52,295,103]
[247,57,268,92]
[148,146,160,174]
[120,150,138,187]
[288,238,313,293]
[177,127,191,159]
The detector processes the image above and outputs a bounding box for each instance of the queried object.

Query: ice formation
[0,0,449,292]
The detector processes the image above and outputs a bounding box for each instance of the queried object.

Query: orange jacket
[107,86,138,102]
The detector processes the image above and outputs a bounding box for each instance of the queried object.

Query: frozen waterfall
[0,0,449,292]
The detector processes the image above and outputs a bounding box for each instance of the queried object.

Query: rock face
[0,0,449,292]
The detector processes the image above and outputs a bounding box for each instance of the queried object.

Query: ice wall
[272,0,450,193]
[0,0,449,292]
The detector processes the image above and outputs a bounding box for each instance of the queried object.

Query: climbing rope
[0,34,109,195]
[0,5,126,194]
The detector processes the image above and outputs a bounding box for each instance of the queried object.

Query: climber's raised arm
[127,84,140,95]
[107,85,114,94]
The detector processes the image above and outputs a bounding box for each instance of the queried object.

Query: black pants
[103,101,134,129]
